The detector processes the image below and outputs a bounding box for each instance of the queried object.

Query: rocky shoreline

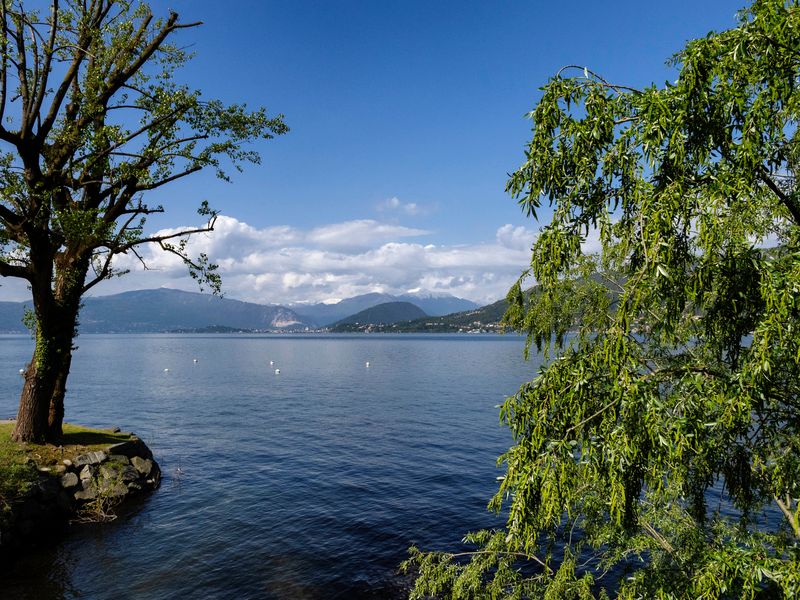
[0,434,160,553]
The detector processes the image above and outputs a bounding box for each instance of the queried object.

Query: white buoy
[269,360,274,366]
[164,368,170,373]
[274,368,280,375]
[365,361,370,367]
[193,358,198,363]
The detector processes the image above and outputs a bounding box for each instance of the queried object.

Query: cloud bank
[101,215,538,305]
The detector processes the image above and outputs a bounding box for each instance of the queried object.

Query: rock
[112,426,121,433]
[99,465,118,480]
[37,467,51,473]
[74,488,96,501]
[108,483,128,498]
[130,456,153,476]
[121,466,139,482]
[60,473,79,489]
[106,437,152,460]
[73,451,107,467]
[97,476,128,496]
[2,434,161,554]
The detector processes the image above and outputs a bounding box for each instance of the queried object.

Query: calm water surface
[1,334,540,599]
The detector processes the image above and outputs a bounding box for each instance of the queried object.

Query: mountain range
[331,301,427,327]
[289,292,478,325]
[1,289,313,333]
[331,297,509,333]
[0,288,482,333]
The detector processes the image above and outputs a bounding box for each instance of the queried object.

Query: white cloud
[378,196,425,216]
[95,216,537,305]
[307,219,429,250]
[496,224,535,251]
[581,226,603,255]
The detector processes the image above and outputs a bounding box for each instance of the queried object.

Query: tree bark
[12,320,76,443]
[11,259,86,443]
[47,336,74,440]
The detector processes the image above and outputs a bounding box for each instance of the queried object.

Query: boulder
[1,433,161,557]
[60,473,79,489]
[99,465,116,480]
[121,466,139,482]
[74,488,97,501]
[106,437,152,460]
[131,456,153,477]
[108,483,128,498]
[73,451,107,467]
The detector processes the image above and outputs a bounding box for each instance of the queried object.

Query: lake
[1,334,541,599]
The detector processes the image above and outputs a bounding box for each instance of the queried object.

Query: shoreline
[0,424,160,559]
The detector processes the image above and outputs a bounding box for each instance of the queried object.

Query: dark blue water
[1,334,540,599]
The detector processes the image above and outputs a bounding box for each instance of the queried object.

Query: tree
[404,0,800,597]
[0,1,287,443]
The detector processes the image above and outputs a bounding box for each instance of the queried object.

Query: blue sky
[1,0,747,305]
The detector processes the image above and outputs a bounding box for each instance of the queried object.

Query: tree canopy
[0,0,287,442]
[405,0,800,597]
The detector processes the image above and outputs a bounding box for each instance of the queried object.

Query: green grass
[0,424,37,514]
[0,422,133,511]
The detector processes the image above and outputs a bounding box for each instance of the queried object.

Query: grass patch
[0,422,133,510]
[0,424,37,515]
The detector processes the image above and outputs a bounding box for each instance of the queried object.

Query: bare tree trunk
[12,259,85,443]
[12,361,52,443]
[47,344,74,439]
[12,323,75,443]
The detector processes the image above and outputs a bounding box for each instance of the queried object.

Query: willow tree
[405,1,800,597]
[0,1,287,443]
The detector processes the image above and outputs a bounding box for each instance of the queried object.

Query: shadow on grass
[0,423,130,458]
[58,427,130,448]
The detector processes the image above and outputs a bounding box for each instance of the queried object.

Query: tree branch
[759,169,800,225]
[774,495,800,539]
[133,165,203,192]
[72,103,197,166]
[556,65,643,95]
[447,550,552,574]
[30,0,59,124]
[0,256,30,280]
[12,10,31,135]
[99,12,199,107]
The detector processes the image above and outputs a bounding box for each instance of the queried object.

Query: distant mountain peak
[288,291,480,326]
[331,301,427,328]
[3,288,312,333]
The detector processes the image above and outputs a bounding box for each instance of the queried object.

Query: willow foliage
[404,1,800,597]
